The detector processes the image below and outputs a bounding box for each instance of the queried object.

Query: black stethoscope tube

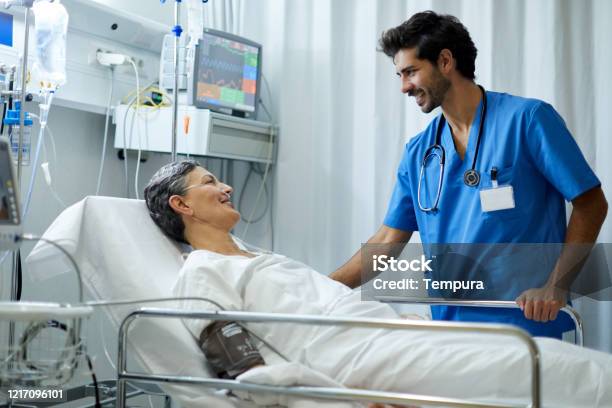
[418,85,487,212]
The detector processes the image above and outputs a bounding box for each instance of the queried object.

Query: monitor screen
[192,29,261,118]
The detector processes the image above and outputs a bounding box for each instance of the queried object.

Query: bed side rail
[374,297,584,346]
[116,308,542,408]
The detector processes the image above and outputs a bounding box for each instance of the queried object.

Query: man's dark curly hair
[144,160,200,243]
[379,11,477,80]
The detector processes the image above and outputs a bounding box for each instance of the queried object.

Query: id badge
[480,185,515,212]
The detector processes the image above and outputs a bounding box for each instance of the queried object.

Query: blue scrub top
[384,91,601,338]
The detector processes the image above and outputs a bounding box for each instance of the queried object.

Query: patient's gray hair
[144,160,200,243]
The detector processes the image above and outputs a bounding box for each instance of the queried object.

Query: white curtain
[199,0,244,34]
[231,0,612,352]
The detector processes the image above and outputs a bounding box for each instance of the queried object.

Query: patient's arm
[199,320,265,379]
[330,225,412,288]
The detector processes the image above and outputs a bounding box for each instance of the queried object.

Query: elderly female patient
[144,161,612,407]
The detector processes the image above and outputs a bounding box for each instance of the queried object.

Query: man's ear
[169,195,193,216]
[437,49,454,74]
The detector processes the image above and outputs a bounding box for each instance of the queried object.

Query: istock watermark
[361,243,612,302]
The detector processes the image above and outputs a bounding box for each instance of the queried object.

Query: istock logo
[372,255,432,272]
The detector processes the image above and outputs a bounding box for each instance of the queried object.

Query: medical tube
[22,91,54,220]
[96,68,115,196]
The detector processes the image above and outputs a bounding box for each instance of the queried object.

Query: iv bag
[32,0,69,89]
[186,0,205,78]
[187,0,205,47]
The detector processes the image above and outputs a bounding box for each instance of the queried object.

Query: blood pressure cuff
[199,320,265,379]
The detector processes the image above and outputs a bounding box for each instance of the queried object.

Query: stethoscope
[417,85,487,212]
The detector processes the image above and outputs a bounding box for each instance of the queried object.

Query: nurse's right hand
[515,286,567,322]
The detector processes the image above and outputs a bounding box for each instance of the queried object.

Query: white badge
[480,185,515,212]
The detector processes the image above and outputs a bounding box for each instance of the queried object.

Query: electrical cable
[258,98,272,122]
[118,80,155,199]
[96,67,115,196]
[251,161,275,250]
[239,75,276,243]
[121,97,137,198]
[127,58,142,199]
[241,127,274,240]
[238,163,269,224]
[261,74,276,120]
[85,354,102,408]
[15,251,21,300]
[269,166,275,251]
[0,97,7,135]
[238,99,275,226]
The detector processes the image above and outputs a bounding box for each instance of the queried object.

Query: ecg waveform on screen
[199,56,244,90]
[203,57,243,74]
[200,69,242,90]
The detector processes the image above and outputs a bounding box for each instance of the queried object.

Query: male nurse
[330,11,608,338]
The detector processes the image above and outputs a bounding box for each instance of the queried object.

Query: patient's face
[182,167,240,229]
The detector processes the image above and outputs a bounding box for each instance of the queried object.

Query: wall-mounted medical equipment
[0,137,21,250]
[113,104,276,164]
[187,29,262,120]
[122,25,273,164]
[3,101,33,165]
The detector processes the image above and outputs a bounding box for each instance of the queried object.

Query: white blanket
[175,249,612,407]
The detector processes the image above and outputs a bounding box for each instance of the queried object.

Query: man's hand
[515,286,567,322]
[330,225,412,288]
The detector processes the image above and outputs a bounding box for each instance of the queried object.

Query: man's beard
[417,71,451,113]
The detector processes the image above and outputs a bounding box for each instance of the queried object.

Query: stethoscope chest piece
[463,169,480,187]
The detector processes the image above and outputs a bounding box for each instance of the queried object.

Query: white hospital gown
[173,250,612,407]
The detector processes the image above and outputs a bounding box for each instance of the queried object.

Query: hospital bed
[25,196,594,408]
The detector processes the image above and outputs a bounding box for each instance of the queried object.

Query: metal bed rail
[374,297,584,346]
[117,308,542,408]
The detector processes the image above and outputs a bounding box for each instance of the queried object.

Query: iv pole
[166,0,209,163]
[170,0,181,162]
